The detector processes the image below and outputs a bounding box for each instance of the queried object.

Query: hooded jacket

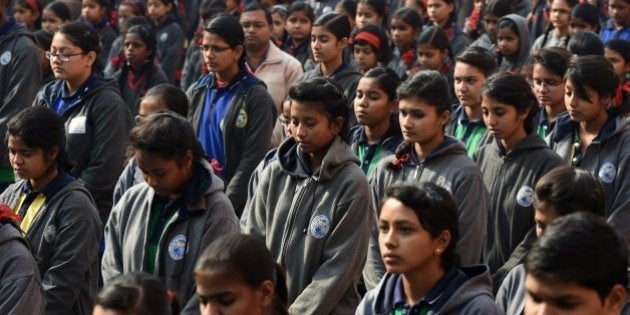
[0,222,44,314]
[187,70,276,216]
[445,104,494,156]
[364,137,489,289]
[474,136,564,272]
[102,160,239,311]
[34,77,133,224]
[243,136,372,315]
[0,175,102,315]
[155,17,185,84]
[0,19,42,171]
[550,113,630,253]
[497,14,531,73]
[356,265,502,315]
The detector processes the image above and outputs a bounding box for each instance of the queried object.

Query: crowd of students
[0,0,629,314]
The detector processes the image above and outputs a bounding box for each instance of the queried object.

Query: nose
[356,95,367,108]
[382,229,397,249]
[294,123,306,138]
[485,113,497,127]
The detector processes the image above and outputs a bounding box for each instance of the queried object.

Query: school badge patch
[516,185,534,207]
[168,234,187,260]
[598,162,616,184]
[159,32,168,42]
[235,109,248,128]
[0,51,11,65]
[310,214,330,239]
[44,224,57,243]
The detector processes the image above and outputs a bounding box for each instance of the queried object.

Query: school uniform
[102,160,239,312]
[550,113,630,254]
[114,64,169,116]
[1,173,102,315]
[387,47,417,81]
[187,70,276,216]
[474,135,565,273]
[365,137,490,289]
[282,38,314,71]
[243,136,373,315]
[357,265,503,315]
[445,104,493,156]
[497,14,531,73]
[530,30,569,54]
[350,121,403,177]
[34,75,134,224]
[155,16,186,84]
[600,19,630,43]
[0,17,42,186]
[495,264,526,315]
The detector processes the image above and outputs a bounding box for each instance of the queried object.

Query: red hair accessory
[210,159,223,175]
[25,0,40,12]
[0,203,20,224]
[391,153,410,170]
[354,31,381,49]
[166,290,175,302]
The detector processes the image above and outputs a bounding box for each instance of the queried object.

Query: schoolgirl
[41,1,70,35]
[549,55,630,251]
[281,2,314,70]
[298,12,362,124]
[117,0,146,27]
[80,0,117,67]
[387,7,422,80]
[600,0,630,43]
[531,0,578,52]
[365,70,490,289]
[351,24,392,74]
[1,106,101,314]
[425,0,470,56]
[34,29,55,88]
[351,67,403,177]
[605,39,630,116]
[102,111,239,312]
[194,233,289,315]
[531,47,572,139]
[34,21,133,223]
[446,46,497,156]
[12,0,41,30]
[335,0,357,30]
[469,0,511,52]
[566,30,605,56]
[242,77,372,314]
[113,83,188,204]
[496,14,531,73]
[147,0,185,84]
[187,14,276,216]
[357,182,501,315]
[408,26,456,104]
[474,72,565,273]
[569,3,601,34]
[355,0,387,29]
[103,16,150,78]
[271,4,288,46]
[94,272,178,315]
[114,24,168,115]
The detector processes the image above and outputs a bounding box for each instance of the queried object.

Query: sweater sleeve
[157,25,185,84]
[101,199,126,285]
[452,167,489,265]
[288,191,373,314]
[605,146,630,257]
[363,165,388,290]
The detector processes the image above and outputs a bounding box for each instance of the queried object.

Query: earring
[435,248,442,254]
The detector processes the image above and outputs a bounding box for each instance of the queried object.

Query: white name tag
[68,116,87,134]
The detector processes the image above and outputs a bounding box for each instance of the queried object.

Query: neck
[580,110,609,136]
[65,71,92,95]
[500,128,527,152]
[321,56,343,77]
[402,263,445,305]
[414,133,445,160]
[291,37,305,47]
[247,43,269,69]
[544,103,565,123]
[365,118,391,144]
[30,165,59,191]
[554,26,569,37]
[464,104,483,121]
[216,64,240,83]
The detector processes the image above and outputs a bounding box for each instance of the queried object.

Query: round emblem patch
[44,224,56,243]
[0,51,12,65]
[310,214,331,239]
[598,162,616,184]
[159,32,168,42]
[168,234,187,260]
[516,185,534,207]
[235,109,248,128]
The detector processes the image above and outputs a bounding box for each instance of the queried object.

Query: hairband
[26,0,40,12]
[354,31,381,49]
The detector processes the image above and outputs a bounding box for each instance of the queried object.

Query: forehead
[454,62,485,76]
[525,274,602,303]
[379,198,419,221]
[498,27,517,36]
[290,100,327,117]
[311,26,334,37]
[357,3,377,12]
[201,32,230,45]
[288,10,309,20]
[51,33,79,49]
[124,32,144,42]
[481,95,512,108]
[240,10,268,23]
[417,43,441,52]
[399,97,436,110]
[532,63,562,78]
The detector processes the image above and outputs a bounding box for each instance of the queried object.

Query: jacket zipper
[280,177,312,266]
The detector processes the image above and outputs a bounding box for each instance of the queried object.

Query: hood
[498,14,531,68]
[40,76,118,113]
[0,222,25,248]
[0,18,32,43]
[371,265,493,314]
[276,136,359,181]
[492,134,551,157]
[406,136,467,165]
[191,70,266,93]
[178,159,224,215]
[315,62,362,81]
[552,112,629,143]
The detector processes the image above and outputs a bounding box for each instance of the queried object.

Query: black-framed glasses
[198,45,232,55]
[45,51,85,62]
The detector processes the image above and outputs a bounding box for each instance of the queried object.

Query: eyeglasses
[198,45,233,55]
[45,51,85,62]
